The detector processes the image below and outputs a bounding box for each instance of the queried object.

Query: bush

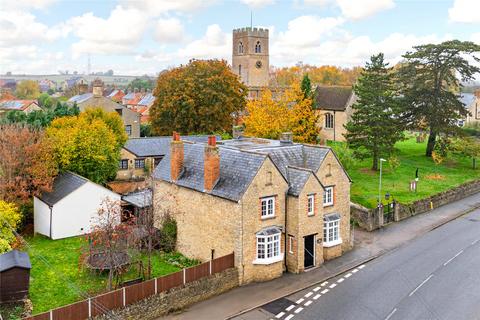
[159,215,177,252]
[163,252,199,268]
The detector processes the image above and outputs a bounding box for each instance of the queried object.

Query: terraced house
[153,133,352,284]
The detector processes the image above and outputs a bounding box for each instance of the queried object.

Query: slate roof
[0,100,37,111]
[122,189,152,208]
[0,250,31,272]
[68,93,93,104]
[286,167,313,197]
[138,93,155,106]
[460,93,475,107]
[153,143,267,202]
[37,172,88,206]
[314,86,353,111]
[124,136,221,157]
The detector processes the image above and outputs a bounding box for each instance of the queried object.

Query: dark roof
[0,250,31,272]
[287,167,313,197]
[314,86,353,111]
[153,143,267,202]
[124,136,221,157]
[37,172,88,206]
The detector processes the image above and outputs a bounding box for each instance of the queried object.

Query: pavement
[162,192,480,320]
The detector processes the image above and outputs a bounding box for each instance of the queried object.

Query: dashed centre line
[472,239,479,245]
[313,294,321,300]
[384,308,397,320]
[443,250,463,266]
[294,307,304,314]
[409,275,433,297]
[321,289,329,294]
[304,300,313,306]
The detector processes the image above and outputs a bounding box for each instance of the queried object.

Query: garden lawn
[26,235,182,315]
[331,136,480,208]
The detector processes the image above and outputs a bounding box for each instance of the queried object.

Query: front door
[304,234,315,269]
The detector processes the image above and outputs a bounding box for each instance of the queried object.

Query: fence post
[88,298,92,318]
[183,268,186,285]
[49,310,53,320]
[155,278,158,294]
[209,260,212,275]
[123,287,126,307]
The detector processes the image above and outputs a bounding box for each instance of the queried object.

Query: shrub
[159,215,177,252]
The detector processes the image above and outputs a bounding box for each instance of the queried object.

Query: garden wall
[94,268,238,320]
[351,179,480,231]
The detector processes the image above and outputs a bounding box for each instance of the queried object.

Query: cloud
[303,0,395,20]
[154,18,185,43]
[178,24,230,60]
[0,0,57,11]
[449,0,480,23]
[68,6,148,58]
[122,0,217,17]
[240,0,275,8]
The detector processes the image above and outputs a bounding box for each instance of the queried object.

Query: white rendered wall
[33,196,52,237]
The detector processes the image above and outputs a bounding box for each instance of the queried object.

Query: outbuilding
[0,250,31,302]
[34,171,121,240]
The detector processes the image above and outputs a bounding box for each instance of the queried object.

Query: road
[235,209,480,320]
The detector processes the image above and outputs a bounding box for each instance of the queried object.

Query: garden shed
[34,171,121,240]
[0,250,31,302]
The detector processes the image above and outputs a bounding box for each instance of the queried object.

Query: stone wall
[94,268,238,320]
[351,179,480,231]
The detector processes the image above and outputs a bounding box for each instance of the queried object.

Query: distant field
[330,136,480,208]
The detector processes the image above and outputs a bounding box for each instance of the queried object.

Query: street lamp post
[378,158,387,207]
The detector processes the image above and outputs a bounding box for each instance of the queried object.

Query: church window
[255,41,261,53]
[238,42,244,54]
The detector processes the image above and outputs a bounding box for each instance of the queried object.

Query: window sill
[323,203,334,208]
[253,253,284,265]
[323,239,342,248]
[307,213,315,217]
[261,216,276,221]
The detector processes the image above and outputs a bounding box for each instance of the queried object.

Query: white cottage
[34,172,120,240]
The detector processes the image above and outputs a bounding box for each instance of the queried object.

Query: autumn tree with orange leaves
[150,59,248,135]
[270,64,362,87]
[0,124,58,206]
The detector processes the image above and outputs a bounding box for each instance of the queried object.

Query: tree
[38,93,54,109]
[0,201,21,253]
[345,53,405,171]
[451,136,480,169]
[140,123,152,137]
[15,80,40,99]
[301,73,312,99]
[244,83,318,143]
[127,78,154,91]
[0,124,57,206]
[46,109,126,184]
[150,59,247,135]
[397,40,480,157]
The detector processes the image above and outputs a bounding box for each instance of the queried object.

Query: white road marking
[285,315,294,320]
[321,289,329,294]
[304,300,313,306]
[352,269,358,273]
[321,281,328,286]
[275,312,285,318]
[385,308,397,320]
[286,305,295,311]
[472,239,479,245]
[294,307,304,314]
[409,275,433,297]
[296,298,304,304]
[305,292,313,298]
[359,264,365,269]
[337,278,344,283]
[313,294,321,300]
[329,283,337,289]
[443,250,464,266]
[345,273,352,278]
[313,286,321,292]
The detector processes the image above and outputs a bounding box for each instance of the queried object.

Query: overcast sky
[0,0,478,76]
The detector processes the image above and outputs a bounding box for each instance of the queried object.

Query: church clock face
[256,60,262,69]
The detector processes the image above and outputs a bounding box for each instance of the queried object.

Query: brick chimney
[204,136,220,192]
[170,132,184,182]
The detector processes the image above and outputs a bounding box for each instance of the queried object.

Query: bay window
[254,227,283,264]
[323,213,342,247]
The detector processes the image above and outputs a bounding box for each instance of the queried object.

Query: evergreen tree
[301,73,312,99]
[345,53,405,171]
[397,40,480,157]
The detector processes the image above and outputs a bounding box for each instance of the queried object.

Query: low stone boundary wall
[94,268,238,320]
[351,179,480,231]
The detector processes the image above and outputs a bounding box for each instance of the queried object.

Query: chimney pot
[204,138,220,192]
[208,135,216,146]
[170,132,183,182]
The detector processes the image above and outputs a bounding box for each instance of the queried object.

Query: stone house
[153,133,351,284]
[464,91,480,126]
[117,136,220,181]
[0,100,41,115]
[314,86,356,143]
[68,80,140,138]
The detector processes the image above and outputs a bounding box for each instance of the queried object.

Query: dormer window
[238,42,244,54]
[255,41,261,53]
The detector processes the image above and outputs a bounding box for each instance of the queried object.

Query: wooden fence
[25,253,234,320]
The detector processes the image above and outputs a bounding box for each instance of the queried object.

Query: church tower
[232,27,269,88]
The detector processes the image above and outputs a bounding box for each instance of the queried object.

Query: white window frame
[307,194,315,216]
[254,232,283,264]
[323,217,342,247]
[288,236,294,254]
[323,187,334,207]
[261,196,275,219]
